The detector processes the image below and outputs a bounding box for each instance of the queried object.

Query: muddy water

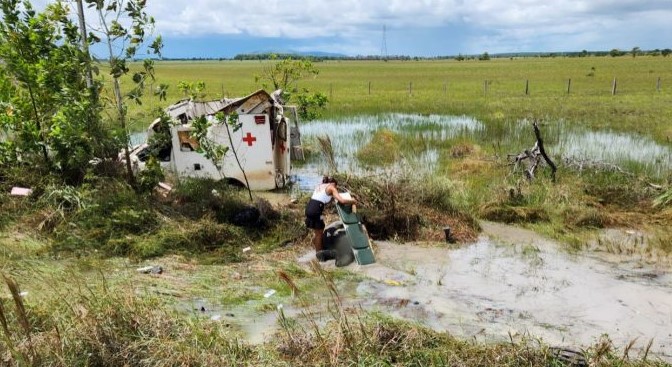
[294,222,672,360]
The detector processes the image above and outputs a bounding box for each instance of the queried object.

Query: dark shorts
[305,199,325,229]
[305,215,325,230]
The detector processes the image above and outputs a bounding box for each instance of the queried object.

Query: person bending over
[304,176,356,252]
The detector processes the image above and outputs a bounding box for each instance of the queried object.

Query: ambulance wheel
[275,172,286,188]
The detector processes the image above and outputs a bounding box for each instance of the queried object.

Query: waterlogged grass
[121,57,672,144]
[298,113,482,176]
[298,113,672,180]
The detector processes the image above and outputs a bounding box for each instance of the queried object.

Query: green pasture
[123,56,672,144]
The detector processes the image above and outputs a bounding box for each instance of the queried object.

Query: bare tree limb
[532,121,557,182]
[507,121,556,182]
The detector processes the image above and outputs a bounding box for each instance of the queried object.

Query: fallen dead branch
[508,121,557,182]
[562,157,634,176]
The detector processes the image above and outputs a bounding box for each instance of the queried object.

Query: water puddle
[131,113,672,188]
[296,114,672,181]
[177,221,671,361]
[295,114,483,186]
[177,297,302,345]
[294,222,672,360]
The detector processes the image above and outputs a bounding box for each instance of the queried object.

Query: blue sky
[38,0,672,58]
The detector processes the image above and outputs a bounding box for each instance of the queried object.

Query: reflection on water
[556,130,672,177]
[294,114,483,183]
[297,114,672,181]
[131,113,672,186]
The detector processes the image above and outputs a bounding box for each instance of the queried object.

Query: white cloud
[19,0,672,54]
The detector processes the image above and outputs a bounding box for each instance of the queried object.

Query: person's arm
[328,185,356,205]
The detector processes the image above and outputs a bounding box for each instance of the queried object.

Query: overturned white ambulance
[129,89,301,190]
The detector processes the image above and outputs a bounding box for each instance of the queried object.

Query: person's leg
[313,228,324,251]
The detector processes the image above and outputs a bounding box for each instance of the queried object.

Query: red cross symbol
[279,141,286,152]
[242,132,257,146]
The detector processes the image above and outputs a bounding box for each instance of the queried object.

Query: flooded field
[223,222,672,361]
[130,113,672,189]
[296,114,672,185]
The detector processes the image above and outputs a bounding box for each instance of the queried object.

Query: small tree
[631,46,641,58]
[85,0,163,187]
[609,48,623,57]
[255,55,328,121]
[0,0,114,182]
[662,48,672,57]
[479,52,490,61]
[255,55,319,96]
[177,80,206,100]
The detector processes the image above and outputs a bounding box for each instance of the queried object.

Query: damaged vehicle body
[129,89,302,190]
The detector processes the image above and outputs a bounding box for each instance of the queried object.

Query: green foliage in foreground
[0,170,304,261]
[0,0,115,183]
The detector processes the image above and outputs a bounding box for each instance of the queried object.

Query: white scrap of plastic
[10,187,32,196]
[264,289,276,298]
[211,189,220,197]
[277,304,283,310]
[210,314,222,321]
[242,247,251,253]
[19,291,28,297]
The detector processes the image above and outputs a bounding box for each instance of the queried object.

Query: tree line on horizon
[157,48,672,62]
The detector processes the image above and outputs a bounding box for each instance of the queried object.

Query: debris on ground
[10,187,32,196]
[136,265,163,274]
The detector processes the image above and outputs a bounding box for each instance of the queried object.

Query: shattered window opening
[177,131,200,152]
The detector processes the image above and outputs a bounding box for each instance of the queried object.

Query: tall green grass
[120,57,672,145]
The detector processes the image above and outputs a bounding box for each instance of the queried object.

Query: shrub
[50,181,160,255]
[479,204,550,224]
[171,178,249,221]
[355,129,402,167]
[581,171,651,208]
[336,173,477,241]
[562,206,612,229]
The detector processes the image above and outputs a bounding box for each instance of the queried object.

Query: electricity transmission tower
[380,24,388,60]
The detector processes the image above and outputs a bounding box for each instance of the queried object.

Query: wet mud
[199,221,671,361]
[300,221,672,360]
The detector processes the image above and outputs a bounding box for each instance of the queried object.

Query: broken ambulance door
[286,106,305,161]
[273,116,290,188]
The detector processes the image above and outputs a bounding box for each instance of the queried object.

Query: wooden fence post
[525,79,529,95]
[443,82,447,95]
[567,78,571,94]
[483,80,488,95]
[368,81,371,95]
[409,81,412,95]
[657,77,661,92]
[612,77,617,95]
